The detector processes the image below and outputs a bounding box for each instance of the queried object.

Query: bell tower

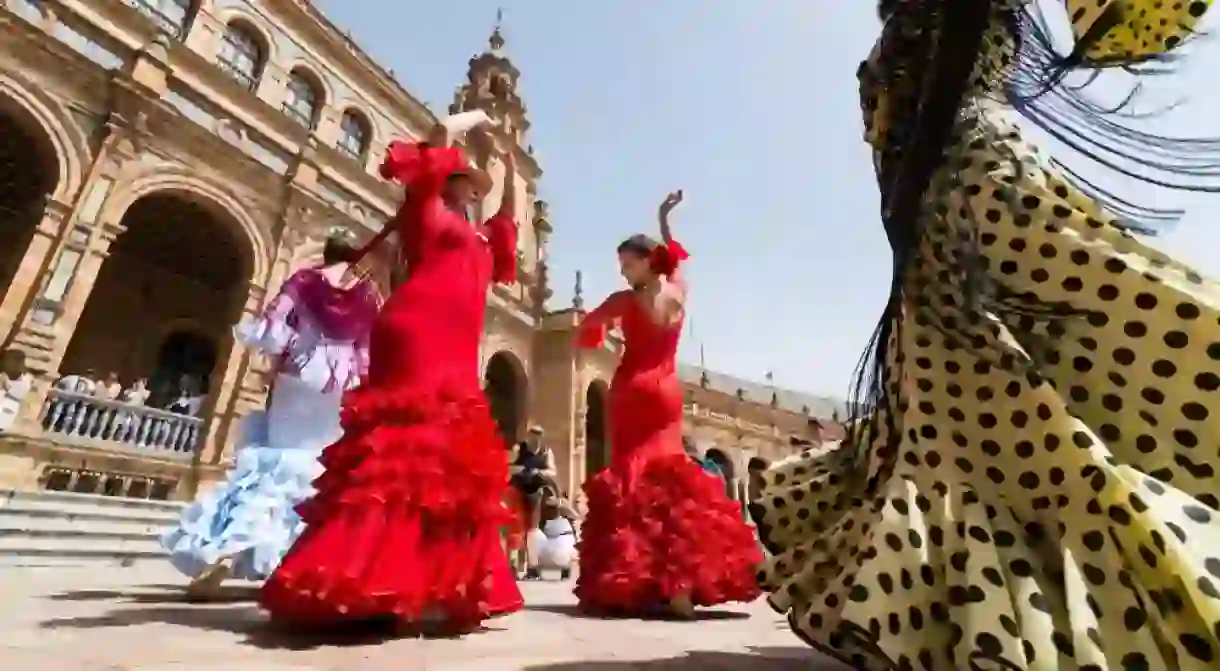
[449,15,531,145]
[451,13,549,316]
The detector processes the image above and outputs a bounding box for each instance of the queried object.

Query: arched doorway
[62,191,251,406]
[483,351,526,446]
[704,447,736,499]
[584,380,609,475]
[747,457,770,502]
[0,94,60,308]
[148,330,217,409]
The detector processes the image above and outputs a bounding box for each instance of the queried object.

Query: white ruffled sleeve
[234,270,306,357]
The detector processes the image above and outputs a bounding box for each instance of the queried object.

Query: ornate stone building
[0,0,842,506]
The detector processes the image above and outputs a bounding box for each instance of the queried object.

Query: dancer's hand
[658,190,684,216]
[444,110,494,135]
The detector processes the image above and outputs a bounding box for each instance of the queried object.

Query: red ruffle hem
[574,453,763,613]
[259,383,524,630]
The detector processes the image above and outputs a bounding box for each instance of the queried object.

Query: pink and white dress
[162,267,380,581]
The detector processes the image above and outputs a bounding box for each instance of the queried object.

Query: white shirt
[56,375,95,395]
[120,386,150,406]
[95,381,122,401]
[0,373,34,432]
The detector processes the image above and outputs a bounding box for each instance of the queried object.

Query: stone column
[4,111,142,431]
[0,197,71,345]
[10,214,126,432]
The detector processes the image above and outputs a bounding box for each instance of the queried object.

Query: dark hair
[322,237,360,265]
[616,233,659,259]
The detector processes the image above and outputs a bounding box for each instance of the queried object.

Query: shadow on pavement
[523,646,843,670]
[38,604,505,651]
[48,585,259,604]
[523,603,751,621]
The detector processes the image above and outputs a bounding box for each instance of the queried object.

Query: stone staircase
[0,488,182,568]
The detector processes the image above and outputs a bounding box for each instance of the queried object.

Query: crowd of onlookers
[51,368,206,417]
[0,345,208,436]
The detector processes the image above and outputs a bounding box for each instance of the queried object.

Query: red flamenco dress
[259,140,524,630]
[573,241,762,614]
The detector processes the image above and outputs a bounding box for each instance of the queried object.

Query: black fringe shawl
[846,0,1220,449]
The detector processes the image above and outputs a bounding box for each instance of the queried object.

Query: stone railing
[684,404,777,437]
[39,390,202,459]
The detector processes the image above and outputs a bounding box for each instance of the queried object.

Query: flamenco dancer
[162,228,379,599]
[260,111,524,634]
[575,190,762,618]
[750,0,1220,668]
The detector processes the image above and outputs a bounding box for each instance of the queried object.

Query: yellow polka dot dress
[750,1,1220,669]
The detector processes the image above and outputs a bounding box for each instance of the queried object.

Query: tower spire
[489,8,506,52]
[572,270,584,310]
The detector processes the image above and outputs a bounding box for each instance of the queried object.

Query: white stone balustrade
[39,390,202,458]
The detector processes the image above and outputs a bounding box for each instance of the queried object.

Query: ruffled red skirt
[259,383,523,629]
[574,453,763,612]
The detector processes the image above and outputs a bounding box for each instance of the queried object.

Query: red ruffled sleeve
[483,209,518,285]
[577,292,629,350]
[379,140,464,197]
[649,238,689,278]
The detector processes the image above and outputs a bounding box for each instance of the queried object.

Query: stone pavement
[2,565,850,670]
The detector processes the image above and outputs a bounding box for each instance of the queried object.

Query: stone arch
[62,185,259,420]
[100,171,270,282]
[282,59,334,110]
[0,75,89,324]
[0,71,88,204]
[584,378,610,475]
[483,350,528,446]
[213,8,281,67]
[704,447,736,499]
[705,448,736,479]
[336,106,376,159]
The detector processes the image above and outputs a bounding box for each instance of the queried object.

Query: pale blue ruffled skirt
[161,369,342,581]
[160,453,317,579]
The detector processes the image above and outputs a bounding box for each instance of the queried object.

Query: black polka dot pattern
[751,2,1220,667]
[1066,0,1213,63]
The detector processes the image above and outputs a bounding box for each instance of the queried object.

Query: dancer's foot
[559,568,571,581]
[523,568,541,581]
[400,608,480,638]
[185,559,231,601]
[668,593,695,620]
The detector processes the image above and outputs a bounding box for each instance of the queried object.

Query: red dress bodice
[367,142,516,390]
[578,240,690,473]
[610,301,686,467]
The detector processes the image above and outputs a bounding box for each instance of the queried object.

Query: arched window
[134,0,196,40]
[337,110,369,159]
[283,69,323,129]
[217,22,264,92]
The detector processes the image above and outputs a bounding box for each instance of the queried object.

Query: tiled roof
[676,364,848,420]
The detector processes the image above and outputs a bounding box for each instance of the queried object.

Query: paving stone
[2,565,848,669]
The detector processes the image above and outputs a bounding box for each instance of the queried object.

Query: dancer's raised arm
[657,190,681,245]
[576,291,631,349]
[482,149,519,285]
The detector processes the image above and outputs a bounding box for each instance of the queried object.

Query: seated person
[525,488,579,580]
[508,426,557,572]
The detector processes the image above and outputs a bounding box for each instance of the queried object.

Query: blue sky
[318,1,1220,397]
